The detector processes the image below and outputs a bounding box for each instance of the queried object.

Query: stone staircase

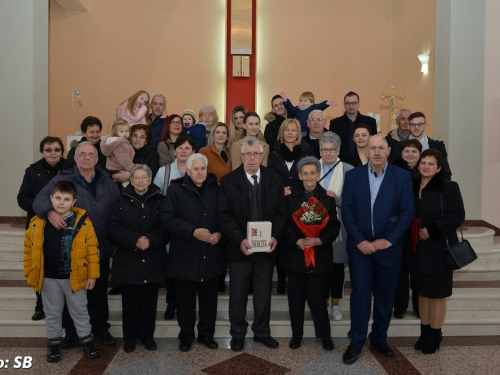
[0,224,499,338]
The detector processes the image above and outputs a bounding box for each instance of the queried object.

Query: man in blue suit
[341,135,414,364]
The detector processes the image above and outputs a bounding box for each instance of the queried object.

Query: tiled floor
[0,336,499,374]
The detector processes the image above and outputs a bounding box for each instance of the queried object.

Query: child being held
[101,119,135,187]
[181,109,206,152]
[116,90,150,126]
[23,181,101,363]
[281,91,336,135]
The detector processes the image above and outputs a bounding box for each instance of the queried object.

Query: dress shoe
[253,335,279,348]
[123,341,135,353]
[164,303,176,320]
[277,285,286,294]
[370,340,394,357]
[322,335,334,351]
[393,310,406,319]
[343,342,362,365]
[60,331,78,349]
[32,311,45,321]
[179,340,192,352]
[289,336,302,349]
[141,339,157,351]
[198,336,218,349]
[108,287,121,295]
[230,338,244,352]
[93,331,117,346]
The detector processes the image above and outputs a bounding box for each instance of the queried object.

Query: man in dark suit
[218,137,286,352]
[341,135,414,365]
[408,111,452,180]
[329,91,378,158]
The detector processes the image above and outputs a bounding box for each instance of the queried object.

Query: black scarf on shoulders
[280,143,302,162]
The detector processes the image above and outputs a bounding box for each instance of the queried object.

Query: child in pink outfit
[116,90,150,126]
[101,120,135,187]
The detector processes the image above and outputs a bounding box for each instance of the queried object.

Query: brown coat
[199,145,232,183]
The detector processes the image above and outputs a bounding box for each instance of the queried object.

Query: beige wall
[49,0,226,144]
[257,0,435,135]
[482,0,500,227]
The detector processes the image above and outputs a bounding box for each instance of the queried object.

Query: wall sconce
[418,53,429,73]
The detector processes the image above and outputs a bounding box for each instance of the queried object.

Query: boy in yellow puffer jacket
[24,181,101,362]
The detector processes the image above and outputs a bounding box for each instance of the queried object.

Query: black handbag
[440,193,478,270]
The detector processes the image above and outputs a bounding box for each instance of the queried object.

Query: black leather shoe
[277,285,286,294]
[141,339,157,351]
[60,331,78,349]
[93,331,117,346]
[289,336,301,349]
[343,342,362,365]
[253,335,279,348]
[179,340,192,352]
[322,335,334,351]
[123,341,135,353]
[393,310,406,319]
[198,336,218,349]
[32,311,45,321]
[370,340,394,357]
[164,303,176,320]
[230,338,244,352]
[108,287,121,295]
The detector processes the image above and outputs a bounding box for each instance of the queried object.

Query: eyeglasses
[242,152,263,159]
[132,134,147,140]
[170,121,182,125]
[409,122,426,128]
[300,171,318,177]
[76,153,97,159]
[344,102,359,106]
[309,118,325,123]
[320,148,338,154]
[43,148,61,153]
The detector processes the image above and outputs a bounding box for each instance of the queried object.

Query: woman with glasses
[17,136,73,321]
[158,114,184,166]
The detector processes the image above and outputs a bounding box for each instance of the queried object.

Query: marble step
[454,261,500,281]
[0,224,25,245]
[0,309,498,338]
[2,287,498,313]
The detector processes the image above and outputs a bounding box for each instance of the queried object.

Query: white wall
[0,0,48,216]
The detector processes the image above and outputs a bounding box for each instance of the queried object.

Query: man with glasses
[304,109,328,159]
[329,91,377,158]
[218,136,286,352]
[264,94,292,144]
[33,141,120,348]
[149,94,168,150]
[408,111,452,180]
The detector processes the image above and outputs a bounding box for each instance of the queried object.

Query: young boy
[23,181,101,362]
[281,91,336,135]
[181,109,207,152]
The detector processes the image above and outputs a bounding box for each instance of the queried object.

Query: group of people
[19,89,464,365]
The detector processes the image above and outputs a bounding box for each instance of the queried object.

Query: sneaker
[327,306,332,315]
[80,335,101,359]
[331,306,343,321]
[46,338,61,363]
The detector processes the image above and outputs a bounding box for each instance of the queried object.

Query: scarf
[321,158,344,244]
[280,143,302,162]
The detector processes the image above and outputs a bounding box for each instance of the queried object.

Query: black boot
[422,328,442,354]
[164,303,176,320]
[414,324,431,350]
[80,335,101,359]
[46,337,61,363]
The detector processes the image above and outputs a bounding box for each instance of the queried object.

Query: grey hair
[297,156,321,174]
[130,164,152,178]
[240,136,264,153]
[151,94,166,103]
[319,131,341,150]
[75,141,98,155]
[186,153,208,170]
[396,109,411,119]
[308,109,325,120]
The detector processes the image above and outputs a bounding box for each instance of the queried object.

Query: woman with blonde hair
[116,90,150,126]
[198,105,219,138]
[199,123,232,183]
[229,105,247,143]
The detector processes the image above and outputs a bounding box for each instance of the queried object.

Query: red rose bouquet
[292,196,330,267]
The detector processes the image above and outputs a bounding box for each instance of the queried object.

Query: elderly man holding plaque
[218,136,286,352]
[278,156,340,350]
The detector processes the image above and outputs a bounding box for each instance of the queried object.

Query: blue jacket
[342,163,414,251]
[33,166,120,259]
[182,123,207,152]
[149,114,167,150]
[284,99,329,132]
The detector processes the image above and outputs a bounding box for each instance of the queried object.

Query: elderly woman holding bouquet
[278,156,340,351]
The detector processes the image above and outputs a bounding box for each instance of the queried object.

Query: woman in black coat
[130,125,160,178]
[160,154,225,352]
[107,164,168,353]
[411,149,465,354]
[278,156,340,351]
[17,136,72,321]
[267,118,311,294]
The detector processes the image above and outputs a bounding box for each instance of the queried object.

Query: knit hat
[181,109,197,123]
